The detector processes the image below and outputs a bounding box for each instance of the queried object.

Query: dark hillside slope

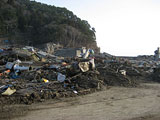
[0,0,99,52]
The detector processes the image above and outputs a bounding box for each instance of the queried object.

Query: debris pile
[151,67,160,82]
[96,61,139,87]
[0,46,149,105]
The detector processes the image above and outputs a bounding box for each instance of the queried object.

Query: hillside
[0,0,99,52]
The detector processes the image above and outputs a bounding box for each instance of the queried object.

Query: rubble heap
[151,67,160,82]
[0,46,149,105]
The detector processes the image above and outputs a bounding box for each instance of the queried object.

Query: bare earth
[12,83,160,120]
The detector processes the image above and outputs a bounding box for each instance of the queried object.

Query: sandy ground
[9,83,160,120]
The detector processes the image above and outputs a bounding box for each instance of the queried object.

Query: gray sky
[36,0,160,56]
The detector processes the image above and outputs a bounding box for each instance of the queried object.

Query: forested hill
[0,0,99,52]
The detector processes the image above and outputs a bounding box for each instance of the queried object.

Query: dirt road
[12,83,160,120]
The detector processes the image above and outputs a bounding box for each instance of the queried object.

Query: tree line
[0,0,99,51]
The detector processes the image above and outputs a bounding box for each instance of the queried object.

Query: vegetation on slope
[0,0,98,51]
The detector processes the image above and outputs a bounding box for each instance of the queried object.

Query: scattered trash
[2,87,16,96]
[0,49,4,53]
[62,62,67,66]
[4,70,10,74]
[0,73,3,76]
[0,85,6,89]
[78,62,90,72]
[73,90,78,94]
[42,78,49,83]
[119,70,126,76]
[13,64,29,71]
[31,54,40,61]
[57,73,66,82]
[14,59,22,64]
[0,46,153,105]
[89,58,95,70]
[83,49,94,59]
[10,71,20,79]
[49,65,60,69]
[83,49,90,59]
[6,62,14,69]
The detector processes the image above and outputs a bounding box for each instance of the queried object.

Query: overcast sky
[36,0,160,56]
